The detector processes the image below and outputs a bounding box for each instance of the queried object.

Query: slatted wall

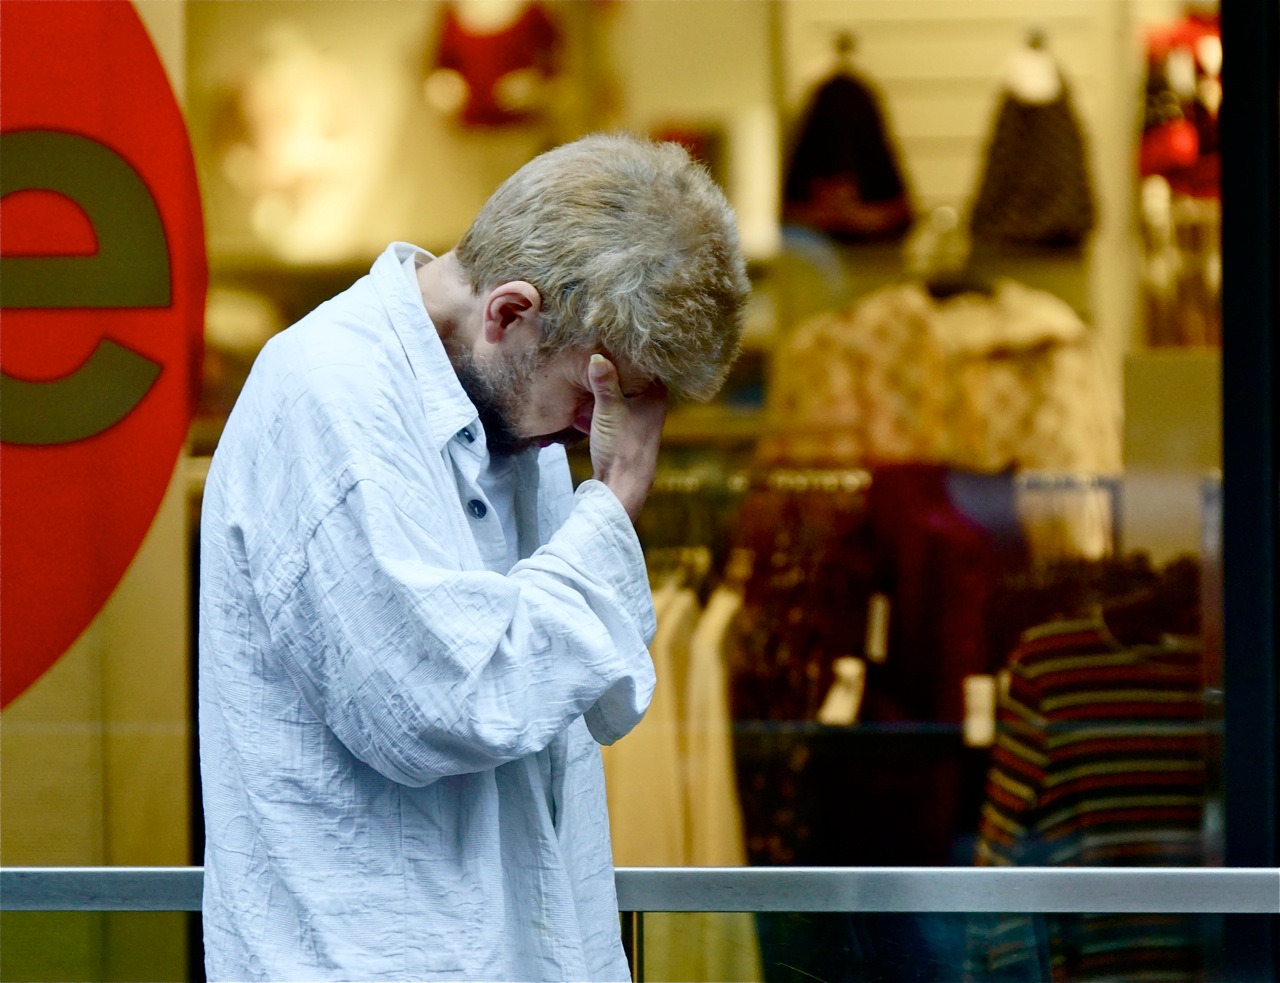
[778,0,1185,385]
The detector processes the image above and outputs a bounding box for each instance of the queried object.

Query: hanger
[904,205,994,298]
[1004,25,1062,104]
[832,30,857,72]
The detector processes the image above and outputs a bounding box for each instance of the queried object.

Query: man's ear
[481,281,543,345]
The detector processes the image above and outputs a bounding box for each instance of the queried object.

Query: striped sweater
[967,615,1208,982]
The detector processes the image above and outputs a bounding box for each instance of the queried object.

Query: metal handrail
[3,865,1278,914]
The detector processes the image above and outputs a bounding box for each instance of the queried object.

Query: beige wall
[606,0,782,258]
[1122,349,1222,563]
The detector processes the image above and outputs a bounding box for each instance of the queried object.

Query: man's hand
[587,354,666,521]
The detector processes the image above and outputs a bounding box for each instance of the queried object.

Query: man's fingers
[588,354,620,401]
[585,354,665,521]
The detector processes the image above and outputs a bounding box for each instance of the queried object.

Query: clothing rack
[650,466,1118,493]
[645,466,1119,555]
[639,463,1208,886]
[637,466,1206,983]
[649,466,872,496]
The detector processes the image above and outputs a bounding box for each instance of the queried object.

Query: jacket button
[467,499,488,519]
[457,427,475,444]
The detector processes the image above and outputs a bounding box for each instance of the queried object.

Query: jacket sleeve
[267,472,657,788]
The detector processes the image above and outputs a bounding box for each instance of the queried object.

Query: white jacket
[199,243,655,982]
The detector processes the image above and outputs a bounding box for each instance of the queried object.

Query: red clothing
[1140,12,1221,199]
[433,2,558,127]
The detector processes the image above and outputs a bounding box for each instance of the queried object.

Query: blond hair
[455,133,749,402]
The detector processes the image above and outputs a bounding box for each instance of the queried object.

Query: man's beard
[452,346,538,457]
[452,345,590,456]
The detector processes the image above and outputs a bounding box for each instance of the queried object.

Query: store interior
[1,2,1230,982]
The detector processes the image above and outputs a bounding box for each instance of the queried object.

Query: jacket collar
[373,242,480,451]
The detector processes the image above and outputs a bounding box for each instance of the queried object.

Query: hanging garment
[601,587,694,868]
[727,475,990,982]
[763,280,1121,475]
[605,581,764,983]
[1138,12,1222,347]
[728,482,877,867]
[730,485,877,731]
[792,465,1028,873]
[430,2,559,127]
[1140,12,1221,200]
[865,465,1028,727]
[687,587,752,867]
[677,586,764,983]
[967,616,1206,982]
[648,578,680,637]
[969,79,1096,248]
[601,586,693,983]
[783,72,913,241]
[1140,190,1221,347]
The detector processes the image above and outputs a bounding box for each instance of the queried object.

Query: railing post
[632,910,644,983]
[621,909,645,983]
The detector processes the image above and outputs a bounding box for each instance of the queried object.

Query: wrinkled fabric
[199,242,656,982]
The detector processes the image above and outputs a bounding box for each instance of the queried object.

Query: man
[198,132,749,982]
